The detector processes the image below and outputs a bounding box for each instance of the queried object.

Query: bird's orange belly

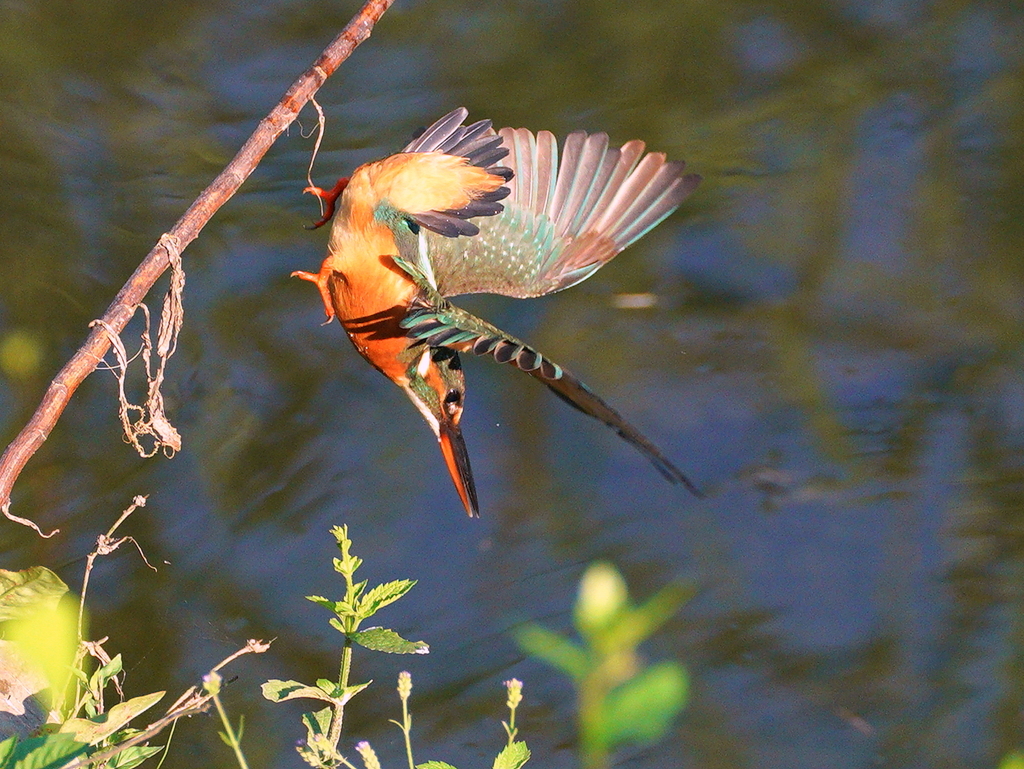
[325,257,419,384]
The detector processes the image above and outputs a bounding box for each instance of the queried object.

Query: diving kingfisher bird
[293,108,702,517]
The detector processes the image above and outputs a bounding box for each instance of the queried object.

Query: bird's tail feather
[400,294,701,496]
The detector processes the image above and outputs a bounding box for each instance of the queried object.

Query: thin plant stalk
[207,673,251,769]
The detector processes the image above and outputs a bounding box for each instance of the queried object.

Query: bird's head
[401,346,478,517]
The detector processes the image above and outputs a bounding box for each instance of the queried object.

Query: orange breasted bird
[294,108,702,516]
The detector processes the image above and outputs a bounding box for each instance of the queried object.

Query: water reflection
[3,0,1024,767]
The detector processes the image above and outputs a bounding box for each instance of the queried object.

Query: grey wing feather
[403,107,471,152]
[397,108,513,241]
[402,108,510,174]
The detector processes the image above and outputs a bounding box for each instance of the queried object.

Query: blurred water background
[4,0,1024,766]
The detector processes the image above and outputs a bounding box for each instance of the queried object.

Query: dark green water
[4,0,1024,766]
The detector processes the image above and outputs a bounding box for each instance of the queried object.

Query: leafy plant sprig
[0,501,269,769]
[262,525,427,768]
[264,526,530,769]
[516,562,691,769]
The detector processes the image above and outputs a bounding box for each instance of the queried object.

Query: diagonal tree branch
[0,0,396,532]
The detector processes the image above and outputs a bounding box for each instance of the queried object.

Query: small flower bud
[356,741,382,769]
[202,671,222,696]
[397,670,413,700]
[504,678,523,710]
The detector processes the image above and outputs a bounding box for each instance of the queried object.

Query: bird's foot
[304,177,349,229]
[291,268,335,321]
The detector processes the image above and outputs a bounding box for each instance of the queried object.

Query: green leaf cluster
[306,526,426,653]
[0,568,164,769]
[516,562,691,769]
[263,525,429,769]
[265,527,533,769]
[0,733,89,769]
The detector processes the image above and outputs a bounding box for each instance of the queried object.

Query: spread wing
[399,108,701,298]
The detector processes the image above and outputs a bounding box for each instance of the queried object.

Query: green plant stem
[154,717,178,769]
[329,638,354,747]
[579,676,609,769]
[212,691,250,769]
[401,696,414,769]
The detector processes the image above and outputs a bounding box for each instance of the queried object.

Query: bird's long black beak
[438,419,479,517]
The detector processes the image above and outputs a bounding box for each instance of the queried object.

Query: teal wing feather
[392,258,700,495]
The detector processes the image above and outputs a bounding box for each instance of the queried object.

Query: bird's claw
[304,177,349,229]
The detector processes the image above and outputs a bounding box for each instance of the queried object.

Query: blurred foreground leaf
[0,568,68,621]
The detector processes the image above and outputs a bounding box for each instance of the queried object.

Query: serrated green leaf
[514,625,588,679]
[308,706,332,735]
[298,707,342,769]
[7,732,89,769]
[60,691,165,744]
[351,628,428,655]
[600,662,688,748]
[492,741,530,769]
[306,596,340,613]
[106,744,163,769]
[337,681,371,703]
[0,568,69,621]
[416,762,459,769]
[329,617,348,635]
[357,580,416,617]
[332,555,363,577]
[316,679,338,696]
[261,679,335,704]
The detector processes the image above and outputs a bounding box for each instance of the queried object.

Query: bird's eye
[443,389,462,413]
[406,218,420,235]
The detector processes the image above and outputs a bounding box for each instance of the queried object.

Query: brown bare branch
[0,0,396,530]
